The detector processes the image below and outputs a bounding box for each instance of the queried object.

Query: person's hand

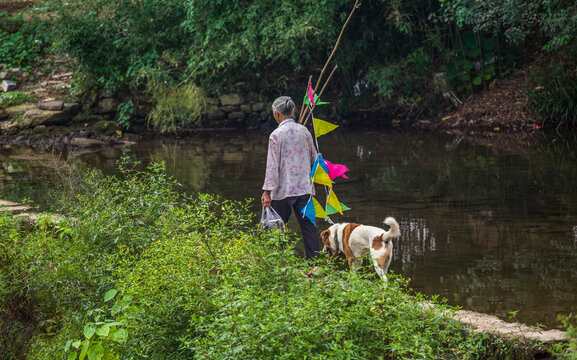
[261,190,272,207]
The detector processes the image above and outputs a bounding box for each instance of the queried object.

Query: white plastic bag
[259,206,285,232]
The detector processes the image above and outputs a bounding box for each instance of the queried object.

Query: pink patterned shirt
[263,118,317,200]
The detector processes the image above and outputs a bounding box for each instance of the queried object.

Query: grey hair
[272,96,296,117]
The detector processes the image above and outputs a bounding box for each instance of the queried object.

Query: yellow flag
[312,166,332,187]
[312,197,327,218]
[327,190,343,215]
[313,118,339,138]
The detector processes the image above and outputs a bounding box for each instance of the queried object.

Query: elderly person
[261,96,320,259]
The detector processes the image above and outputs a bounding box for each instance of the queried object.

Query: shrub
[49,0,189,91]
[527,67,577,129]
[2,160,500,359]
[0,12,52,70]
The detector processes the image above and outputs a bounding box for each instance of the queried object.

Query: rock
[10,68,23,77]
[221,105,239,112]
[0,199,31,214]
[260,110,269,120]
[0,72,10,80]
[14,212,65,226]
[228,111,246,120]
[83,91,98,108]
[63,102,81,114]
[2,104,37,119]
[2,80,17,92]
[38,100,64,111]
[205,97,220,105]
[95,98,118,113]
[18,109,69,128]
[94,120,117,131]
[51,72,73,79]
[240,104,251,113]
[33,125,49,134]
[208,109,226,121]
[101,89,115,98]
[252,102,265,112]
[219,93,242,106]
[69,137,107,148]
[223,151,246,163]
[245,113,261,129]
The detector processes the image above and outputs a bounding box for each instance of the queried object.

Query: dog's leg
[348,257,363,271]
[372,260,388,283]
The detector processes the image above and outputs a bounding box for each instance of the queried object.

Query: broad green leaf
[65,340,72,352]
[87,343,104,360]
[73,340,81,349]
[80,340,90,360]
[482,37,496,51]
[484,64,495,73]
[466,47,480,58]
[473,76,482,86]
[111,328,128,342]
[84,324,96,339]
[96,324,110,337]
[67,351,77,360]
[104,289,118,302]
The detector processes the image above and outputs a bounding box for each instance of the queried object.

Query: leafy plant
[0,12,52,70]
[63,289,130,360]
[0,91,34,109]
[445,29,497,93]
[146,82,206,130]
[116,100,133,129]
[550,315,577,359]
[528,67,577,129]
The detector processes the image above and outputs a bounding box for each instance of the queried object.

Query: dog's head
[320,225,338,255]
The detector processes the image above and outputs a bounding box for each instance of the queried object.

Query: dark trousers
[271,195,320,260]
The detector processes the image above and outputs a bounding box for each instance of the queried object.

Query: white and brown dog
[320,217,400,281]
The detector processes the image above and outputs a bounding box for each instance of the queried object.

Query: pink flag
[307,82,316,106]
[325,159,349,180]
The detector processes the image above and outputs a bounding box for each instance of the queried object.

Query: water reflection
[1,131,577,328]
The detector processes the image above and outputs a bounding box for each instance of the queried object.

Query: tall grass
[528,67,577,130]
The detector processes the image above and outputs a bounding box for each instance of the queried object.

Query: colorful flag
[326,190,343,215]
[301,197,328,227]
[307,82,316,106]
[311,154,332,187]
[303,92,330,106]
[313,118,339,138]
[325,201,351,216]
[324,159,349,180]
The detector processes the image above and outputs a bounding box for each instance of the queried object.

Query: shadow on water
[1,130,577,328]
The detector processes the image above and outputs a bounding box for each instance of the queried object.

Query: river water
[1,130,576,329]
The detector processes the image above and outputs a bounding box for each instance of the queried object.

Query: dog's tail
[383,217,400,238]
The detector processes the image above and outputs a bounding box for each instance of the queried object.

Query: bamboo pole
[313,0,360,94]
[298,0,361,124]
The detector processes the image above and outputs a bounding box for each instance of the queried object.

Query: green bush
[528,67,577,129]
[49,0,189,91]
[0,12,52,70]
[1,160,507,359]
[550,315,577,359]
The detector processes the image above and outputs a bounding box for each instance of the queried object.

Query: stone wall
[205,93,270,129]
